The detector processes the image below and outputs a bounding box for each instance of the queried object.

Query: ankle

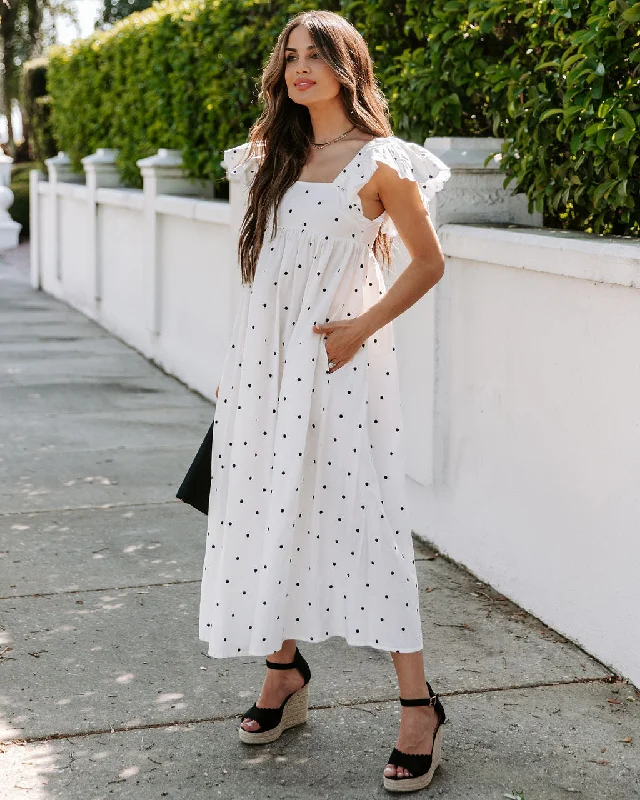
[267,640,297,663]
[399,702,437,730]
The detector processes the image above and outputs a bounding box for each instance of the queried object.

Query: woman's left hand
[312,318,369,374]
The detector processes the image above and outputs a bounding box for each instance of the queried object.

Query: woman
[199,9,450,793]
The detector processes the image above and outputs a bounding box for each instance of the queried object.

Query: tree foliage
[0,0,76,155]
[22,56,57,160]
[100,0,155,26]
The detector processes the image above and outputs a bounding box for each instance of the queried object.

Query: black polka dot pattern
[198,138,450,658]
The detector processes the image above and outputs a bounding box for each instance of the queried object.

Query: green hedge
[48,0,339,189]
[340,0,639,236]
[47,0,639,234]
[490,0,639,235]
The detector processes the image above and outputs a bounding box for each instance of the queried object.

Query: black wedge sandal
[238,646,312,744]
[383,680,446,793]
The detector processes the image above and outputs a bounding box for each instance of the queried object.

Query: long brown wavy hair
[237,10,394,286]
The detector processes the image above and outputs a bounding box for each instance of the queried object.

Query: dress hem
[198,631,424,659]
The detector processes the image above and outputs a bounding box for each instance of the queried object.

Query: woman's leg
[240,639,305,731]
[384,650,440,778]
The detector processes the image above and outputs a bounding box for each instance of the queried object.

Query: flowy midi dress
[198,135,450,658]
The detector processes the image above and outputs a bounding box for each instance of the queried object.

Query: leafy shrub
[48,0,338,189]
[342,0,638,234]
[47,0,638,234]
[489,0,639,235]
[341,0,522,141]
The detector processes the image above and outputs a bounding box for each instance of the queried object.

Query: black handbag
[176,421,213,515]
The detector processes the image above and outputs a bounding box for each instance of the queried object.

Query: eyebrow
[284,45,316,52]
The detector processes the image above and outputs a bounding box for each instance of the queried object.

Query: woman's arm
[357,161,445,340]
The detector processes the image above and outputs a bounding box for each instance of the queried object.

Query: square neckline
[294,135,386,186]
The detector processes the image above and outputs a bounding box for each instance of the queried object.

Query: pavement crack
[0,675,620,748]
[0,500,183,518]
[0,579,201,601]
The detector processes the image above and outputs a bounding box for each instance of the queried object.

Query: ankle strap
[265,646,299,670]
[399,694,438,707]
[400,679,439,706]
[265,658,296,669]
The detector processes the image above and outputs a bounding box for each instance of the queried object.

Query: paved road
[1,243,638,799]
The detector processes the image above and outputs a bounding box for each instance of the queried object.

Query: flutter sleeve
[221,141,264,190]
[336,135,451,239]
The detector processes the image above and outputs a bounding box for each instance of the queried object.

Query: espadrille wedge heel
[383,680,446,793]
[238,646,311,745]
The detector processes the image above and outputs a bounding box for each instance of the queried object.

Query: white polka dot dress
[198,136,450,658]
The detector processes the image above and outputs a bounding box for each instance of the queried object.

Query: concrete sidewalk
[1,244,638,799]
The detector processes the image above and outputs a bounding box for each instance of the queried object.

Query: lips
[295,80,315,90]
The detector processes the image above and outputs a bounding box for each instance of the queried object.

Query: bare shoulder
[349,131,379,146]
[343,131,380,154]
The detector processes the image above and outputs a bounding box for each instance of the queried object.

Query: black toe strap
[388,747,433,777]
[242,701,285,732]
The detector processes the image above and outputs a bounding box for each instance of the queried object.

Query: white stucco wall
[98,194,148,354]
[407,225,640,686]
[155,198,234,400]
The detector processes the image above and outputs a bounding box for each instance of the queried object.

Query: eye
[285,54,296,62]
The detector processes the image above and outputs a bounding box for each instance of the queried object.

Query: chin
[290,95,312,107]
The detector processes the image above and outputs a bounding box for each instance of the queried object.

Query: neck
[307,101,355,144]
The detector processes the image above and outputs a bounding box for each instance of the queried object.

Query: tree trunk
[0,0,18,158]
[22,0,45,159]
[27,0,43,57]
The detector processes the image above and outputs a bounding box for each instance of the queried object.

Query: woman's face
[284,25,341,107]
